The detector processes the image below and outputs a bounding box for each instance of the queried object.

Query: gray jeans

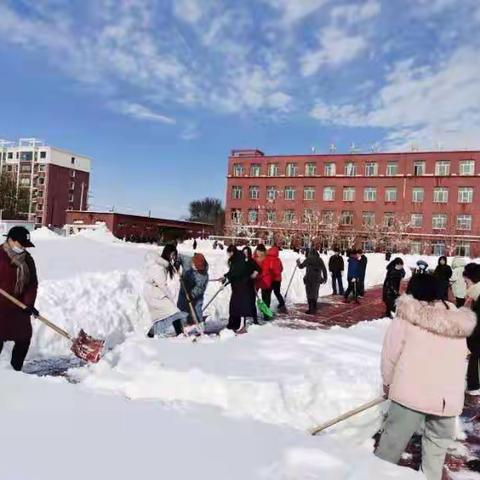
[375,402,455,480]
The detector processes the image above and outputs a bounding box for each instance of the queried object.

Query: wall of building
[225,150,480,256]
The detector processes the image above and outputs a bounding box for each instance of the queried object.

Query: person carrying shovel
[0,226,39,371]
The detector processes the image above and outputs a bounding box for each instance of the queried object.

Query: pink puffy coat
[382,294,476,416]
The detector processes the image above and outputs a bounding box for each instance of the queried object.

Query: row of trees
[0,172,29,220]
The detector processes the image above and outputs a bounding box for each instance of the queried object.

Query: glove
[24,306,40,318]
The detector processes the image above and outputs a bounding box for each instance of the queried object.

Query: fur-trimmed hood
[396,294,476,338]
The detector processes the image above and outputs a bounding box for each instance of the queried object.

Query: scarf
[467,282,480,302]
[2,242,30,296]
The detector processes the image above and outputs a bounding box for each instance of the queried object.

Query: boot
[311,300,318,314]
[172,319,184,336]
[277,304,288,314]
[305,299,315,315]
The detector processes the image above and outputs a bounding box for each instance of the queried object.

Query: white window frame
[362,212,375,226]
[305,162,316,176]
[385,188,397,202]
[286,163,298,176]
[304,186,315,200]
[248,209,258,223]
[435,161,450,176]
[249,186,260,200]
[433,187,448,203]
[232,186,242,200]
[343,187,355,201]
[365,163,378,176]
[364,187,377,202]
[459,160,475,176]
[412,188,424,203]
[455,242,471,257]
[458,187,473,203]
[284,209,296,223]
[345,162,356,176]
[233,164,244,176]
[266,209,276,222]
[411,213,423,228]
[266,186,277,201]
[384,213,395,227]
[432,214,447,229]
[324,163,336,176]
[386,162,398,176]
[284,186,296,200]
[267,163,279,177]
[250,164,261,177]
[340,211,353,226]
[410,241,422,255]
[414,161,425,176]
[457,215,472,231]
[231,209,242,224]
[303,209,313,223]
[323,187,335,201]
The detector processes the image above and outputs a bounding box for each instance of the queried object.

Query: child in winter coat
[451,257,467,308]
[344,250,361,303]
[177,253,209,325]
[376,273,476,480]
[144,244,188,337]
[433,256,452,300]
[382,257,405,317]
[262,246,286,313]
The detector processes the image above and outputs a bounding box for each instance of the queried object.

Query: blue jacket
[347,257,361,280]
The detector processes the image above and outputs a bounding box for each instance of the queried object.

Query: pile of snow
[73,223,124,243]
[31,226,63,241]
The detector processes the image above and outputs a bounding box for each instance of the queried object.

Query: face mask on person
[12,246,25,254]
[395,264,403,270]
[440,260,446,265]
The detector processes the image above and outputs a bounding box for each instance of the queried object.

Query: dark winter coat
[434,257,453,299]
[328,254,344,273]
[382,261,406,303]
[0,246,38,341]
[358,255,368,281]
[347,257,361,280]
[224,252,257,318]
[467,296,480,355]
[298,250,327,300]
[177,266,209,319]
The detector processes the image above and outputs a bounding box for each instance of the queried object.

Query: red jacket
[0,247,38,341]
[266,247,283,282]
[255,256,273,291]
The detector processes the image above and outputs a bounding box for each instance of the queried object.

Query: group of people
[376,260,480,479]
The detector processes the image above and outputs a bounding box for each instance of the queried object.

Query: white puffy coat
[451,257,467,299]
[143,251,179,322]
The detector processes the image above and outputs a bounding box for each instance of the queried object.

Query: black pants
[262,281,285,308]
[0,339,31,371]
[384,297,397,317]
[357,278,365,296]
[331,271,344,295]
[467,353,480,391]
[344,279,359,302]
[456,297,466,308]
[227,316,246,331]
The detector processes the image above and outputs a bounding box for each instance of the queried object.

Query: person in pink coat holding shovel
[375,273,476,480]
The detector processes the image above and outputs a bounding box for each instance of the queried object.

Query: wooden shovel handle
[310,396,385,436]
[0,288,71,340]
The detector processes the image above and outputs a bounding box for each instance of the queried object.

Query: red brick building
[225,149,480,256]
[65,211,214,243]
[0,138,90,227]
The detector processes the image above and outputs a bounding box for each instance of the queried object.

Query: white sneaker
[466,389,480,396]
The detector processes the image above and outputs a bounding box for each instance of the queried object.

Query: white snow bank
[0,366,422,480]
[31,226,63,241]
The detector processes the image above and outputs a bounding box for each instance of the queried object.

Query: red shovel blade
[71,329,105,363]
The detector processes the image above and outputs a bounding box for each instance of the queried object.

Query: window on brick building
[266,209,276,222]
[284,209,296,223]
[322,210,334,223]
[267,163,279,176]
[365,163,378,176]
[345,162,356,176]
[286,163,298,176]
[414,161,425,175]
[231,209,242,224]
[457,215,472,231]
[250,164,261,176]
[412,187,424,203]
[233,164,244,176]
[70,170,76,178]
[455,242,471,257]
[249,186,260,200]
[362,211,375,226]
[40,151,47,159]
[340,210,353,225]
[385,187,397,202]
[433,187,448,203]
[343,187,355,201]
[248,209,258,223]
[459,160,475,176]
[435,161,450,176]
[266,186,277,201]
[303,209,313,223]
[411,213,423,228]
[284,186,296,200]
[432,241,446,256]
[323,186,335,201]
[304,186,315,200]
[384,213,395,227]
[305,162,316,176]
[410,241,422,254]
[364,187,376,201]
[232,186,242,199]
[432,214,447,229]
[324,163,336,176]
[386,162,398,176]
[458,187,473,203]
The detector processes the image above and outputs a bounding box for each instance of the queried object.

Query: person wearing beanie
[177,252,209,326]
[382,257,405,317]
[0,226,39,371]
[463,263,480,396]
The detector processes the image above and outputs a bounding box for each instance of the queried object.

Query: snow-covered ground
[3,228,470,479]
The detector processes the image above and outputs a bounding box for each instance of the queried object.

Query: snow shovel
[284,264,298,301]
[310,396,386,436]
[256,291,274,320]
[0,288,104,363]
[202,281,230,313]
[179,277,201,327]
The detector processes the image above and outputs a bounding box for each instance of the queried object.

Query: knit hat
[192,253,207,272]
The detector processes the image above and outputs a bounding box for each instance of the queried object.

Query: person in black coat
[382,257,406,317]
[433,256,452,300]
[222,246,257,333]
[242,246,261,324]
[328,249,344,295]
[463,263,480,395]
[357,250,368,297]
[297,249,327,314]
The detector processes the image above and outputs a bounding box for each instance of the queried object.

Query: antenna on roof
[311,146,316,153]
[410,142,419,151]
[329,143,336,153]
[350,142,359,153]
[370,142,380,152]
[435,141,444,151]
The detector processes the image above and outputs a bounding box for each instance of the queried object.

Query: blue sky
[0,0,479,218]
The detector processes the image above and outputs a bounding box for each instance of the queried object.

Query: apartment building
[225,149,480,256]
[0,138,91,227]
